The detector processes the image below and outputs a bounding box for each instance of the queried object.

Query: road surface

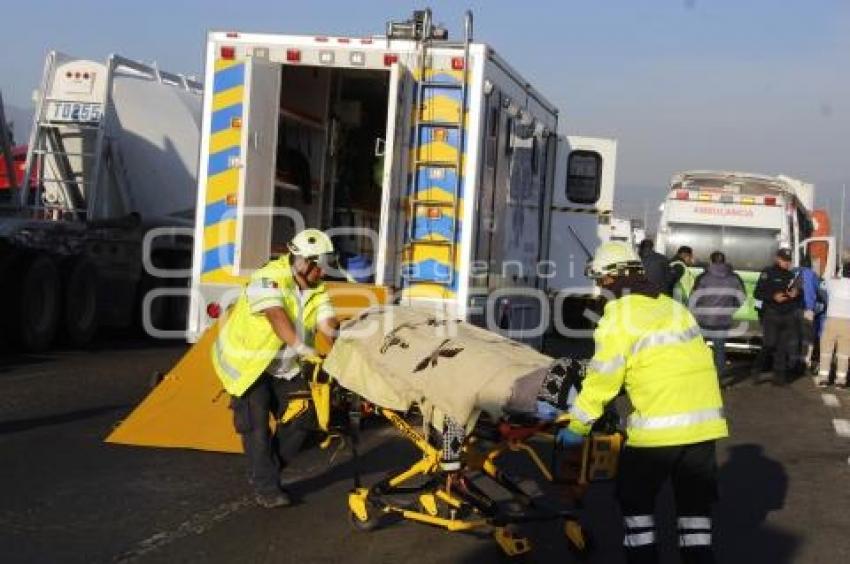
[2,336,849,563]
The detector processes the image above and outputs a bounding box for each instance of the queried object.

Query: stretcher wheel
[493,526,533,557]
[564,520,593,559]
[348,509,381,532]
[348,488,381,531]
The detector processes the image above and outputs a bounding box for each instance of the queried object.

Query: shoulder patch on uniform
[260,278,278,288]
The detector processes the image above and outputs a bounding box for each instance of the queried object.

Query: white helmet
[287,228,334,259]
[586,241,644,279]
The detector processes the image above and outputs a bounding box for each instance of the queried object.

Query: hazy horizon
[2,0,848,244]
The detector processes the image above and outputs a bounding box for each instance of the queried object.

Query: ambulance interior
[271,65,392,283]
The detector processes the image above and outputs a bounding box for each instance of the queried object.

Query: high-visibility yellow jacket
[670,260,696,303]
[211,255,333,397]
[568,292,728,447]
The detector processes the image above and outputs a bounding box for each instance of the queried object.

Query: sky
[2,0,849,246]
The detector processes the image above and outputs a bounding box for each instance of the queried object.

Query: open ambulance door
[233,56,282,275]
[799,235,837,278]
[546,136,617,293]
[374,63,413,288]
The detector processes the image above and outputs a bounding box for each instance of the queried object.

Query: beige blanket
[323,305,553,427]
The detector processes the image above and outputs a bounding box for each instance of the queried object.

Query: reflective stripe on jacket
[568,293,728,447]
[211,254,331,397]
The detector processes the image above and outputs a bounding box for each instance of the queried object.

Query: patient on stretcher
[436,356,587,469]
[324,306,584,413]
[322,305,590,461]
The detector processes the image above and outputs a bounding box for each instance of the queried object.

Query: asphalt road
[2,336,850,563]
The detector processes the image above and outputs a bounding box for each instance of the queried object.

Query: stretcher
[344,405,622,557]
[305,305,624,557]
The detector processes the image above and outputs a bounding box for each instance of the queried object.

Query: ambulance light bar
[673,190,781,206]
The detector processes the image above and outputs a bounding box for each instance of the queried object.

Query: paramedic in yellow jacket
[558,241,728,564]
[212,229,339,509]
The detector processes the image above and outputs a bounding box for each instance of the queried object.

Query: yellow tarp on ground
[106,282,389,453]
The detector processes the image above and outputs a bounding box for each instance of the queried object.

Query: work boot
[255,489,292,509]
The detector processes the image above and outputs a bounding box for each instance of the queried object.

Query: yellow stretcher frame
[347,406,623,557]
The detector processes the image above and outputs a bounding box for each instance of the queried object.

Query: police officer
[557,241,728,564]
[212,229,340,508]
[753,248,802,385]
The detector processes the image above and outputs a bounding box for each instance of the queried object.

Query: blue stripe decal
[204,199,237,227]
[213,64,245,93]
[424,72,461,85]
[207,146,241,177]
[413,216,459,241]
[211,104,243,134]
[414,167,462,197]
[202,243,236,273]
[422,87,462,102]
[402,259,459,288]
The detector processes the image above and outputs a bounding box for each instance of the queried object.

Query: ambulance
[656,170,836,348]
[187,9,617,347]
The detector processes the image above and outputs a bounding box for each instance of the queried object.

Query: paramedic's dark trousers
[616,441,718,564]
[762,309,801,382]
[230,373,317,496]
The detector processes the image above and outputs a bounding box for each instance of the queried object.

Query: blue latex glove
[556,426,585,447]
[535,400,560,422]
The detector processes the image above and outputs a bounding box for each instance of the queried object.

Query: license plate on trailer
[48,101,102,123]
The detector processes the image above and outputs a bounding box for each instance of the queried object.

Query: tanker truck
[656,170,836,350]
[0,52,202,351]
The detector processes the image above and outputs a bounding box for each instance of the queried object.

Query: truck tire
[20,254,61,352]
[64,260,99,347]
[0,250,24,352]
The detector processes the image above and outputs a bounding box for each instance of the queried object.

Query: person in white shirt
[816,262,850,387]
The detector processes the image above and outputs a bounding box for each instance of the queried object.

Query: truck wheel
[20,254,61,352]
[0,250,24,351]
[64,260,99,347]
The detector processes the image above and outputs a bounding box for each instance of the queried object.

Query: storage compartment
[271,65,391,282]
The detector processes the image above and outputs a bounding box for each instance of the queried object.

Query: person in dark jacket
[689,251,746,378]
[638,239,670,293]
[753,248,802,385]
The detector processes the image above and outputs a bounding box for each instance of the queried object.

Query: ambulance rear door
[374,63,413,287]
[233,55,282,275]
